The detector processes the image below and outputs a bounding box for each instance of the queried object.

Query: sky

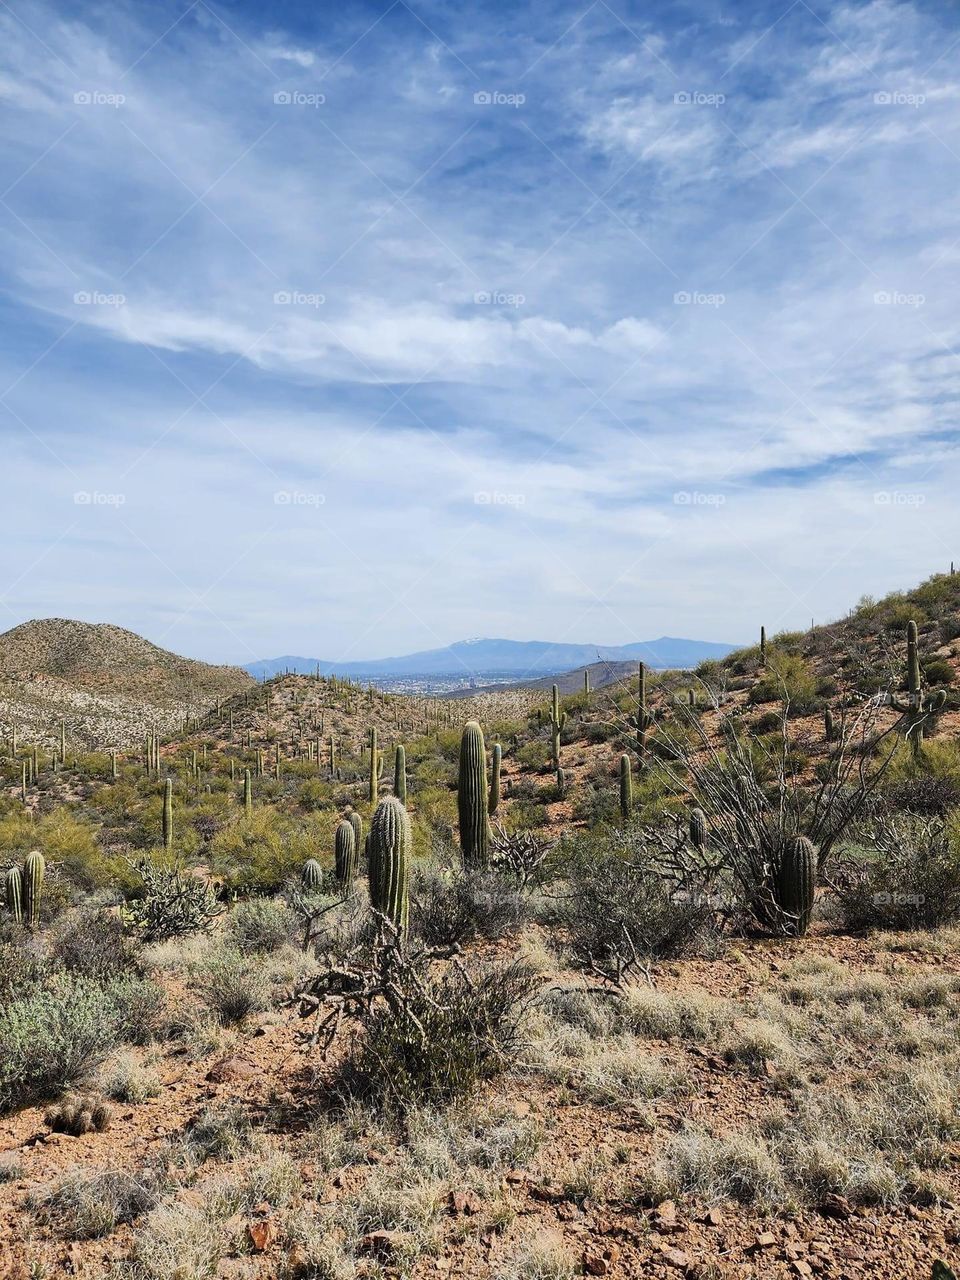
[0,0,958,665]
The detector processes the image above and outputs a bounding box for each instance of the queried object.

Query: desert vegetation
[3,573,960,1278]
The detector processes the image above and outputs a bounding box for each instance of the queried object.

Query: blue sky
[0,0,958,663]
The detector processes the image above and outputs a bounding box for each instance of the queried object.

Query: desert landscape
[2,575,960,1279]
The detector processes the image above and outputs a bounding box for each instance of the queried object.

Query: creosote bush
[413,866,526,947]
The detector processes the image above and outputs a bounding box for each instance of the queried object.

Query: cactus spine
[24,850,44,931]
[334,819,358,891]
[619,753,632,819]
[301,858,323,892]
[5,866,22,924]
[774,836,816,936]
[162,778,173,850]
[368,796,410,932]
[458,721,490,869]
[394,744,406,804]
[489,742,502,816]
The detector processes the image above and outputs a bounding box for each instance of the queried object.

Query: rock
[360,1229,407,1260]
[661,1247,691,1269]
[655,1200,679,1231]
[246,1217,278,1252]
[206,1056,256,1084]
[448,1189,482,1216]
[791,1263,813,1278]
[821,1193,852,1219]
[754,1232,777,1249]
[703,1207,723,1227]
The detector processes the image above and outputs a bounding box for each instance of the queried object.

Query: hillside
[0,619,254,750]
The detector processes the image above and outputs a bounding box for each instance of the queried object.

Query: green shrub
[831,815,960,931]
[223,897,295,954]
[191,947,270,1024]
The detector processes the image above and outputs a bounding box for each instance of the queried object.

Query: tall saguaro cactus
[458,720,490,868]
[5,866,23,924]
[891,619,947,757]
[243,768,253,817]
[348,809,363,860]
[489,742,502,816]
[394,744,406,804]
[368,796,410,932]
[24,850,44,931]
[619,753,632,819]
[760,626,767,664]
[636,663,653,764]
[162,778,173,850]
[549,685,566,771]
[368,727,383,805]
[334,818,358,891]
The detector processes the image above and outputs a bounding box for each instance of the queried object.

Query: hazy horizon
[1,0,956,663]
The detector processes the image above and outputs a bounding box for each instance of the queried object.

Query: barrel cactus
[774,836,816,936]
[5,866,23,924]
[457,721,490,869]
[334,819,358,891]
[24,850,45,931]
[368,796,410,932]
[302,858,323,892]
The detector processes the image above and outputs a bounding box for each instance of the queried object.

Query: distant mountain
[245,636,738,682]
[0,619,253,748]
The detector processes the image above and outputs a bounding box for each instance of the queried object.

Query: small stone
[754,1232,777,1249]
[661,1247,690,1269]
[360,1229,406,1260]
[448,1190,482,1216]
[246,1218,277,1252]
[655,1200,678,1231]
[704,1207,723,1227]
[205,1056,255,1084]
[792,1262,813,1278]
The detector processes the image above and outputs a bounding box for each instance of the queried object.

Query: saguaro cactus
[690,807,707,851]
[891,619,947,757]
[549,685,566,771]
[489,743,502,816]
[824,708,835,742]
[760,626,767,664]
[583,669,590,695]
[394,744,406,804]
[24,850,44,931]
[347,809,363,860]
[5,866,23,924]
[334,819,358,891]
[302,858,323,892]
[458,721,490,868]
[243,768,253,817]
[636,663,653,764]
[368,796,410,932]
[368,727,383,805]
[162,778,173,850]
[774,836,816,936]
[619,753,632,819]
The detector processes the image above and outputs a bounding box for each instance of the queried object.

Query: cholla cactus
[457,721,490,869]
[368,796,410,932]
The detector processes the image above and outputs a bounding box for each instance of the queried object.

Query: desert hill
[0,619,253,750]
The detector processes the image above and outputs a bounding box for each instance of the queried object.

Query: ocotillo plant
[334,818,358,891]
[393,744,406,804]
[243,768,253,816]
[489,742,502,816]
[458,720,490,868]
[24,851,44,931]
[368,796,410,932]
[619,753,632,819]
[162,778,173,851]
[5,866,23,924]
[549,685,566,771]
[891,620,946,757]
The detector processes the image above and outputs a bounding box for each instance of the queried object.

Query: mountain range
[244,636,739,682]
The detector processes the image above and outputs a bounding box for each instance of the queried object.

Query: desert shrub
[516,740,552,773]
[562,838,719,984]
[831,815,960,932]
[108,975,166,1044]
[38,1167,159,1237]
[413,868,526,946]
[190,946,270,1023]
[747,652,821,714]
[124,860,221,942]
[51,907,140,980]
[0,928,53,1002]
[223,897,295,954]
[0,976,122,1111]
[209,809,334,893]
[181,1104,253,1162]
[923,658,955,686]
[318,944,537,1111]
[99,1048,162,1102]
[880,774,960,817]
